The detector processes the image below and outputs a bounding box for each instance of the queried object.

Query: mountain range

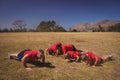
[70,20,120,32]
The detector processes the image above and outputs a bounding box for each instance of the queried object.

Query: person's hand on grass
[26,67,32,71]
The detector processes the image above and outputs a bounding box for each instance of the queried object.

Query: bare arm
[42,55,45,63]
[63,53,66,59]
[55,49,59,56]
[93,56,98,67]
[45,48,49,55]
[75,56,80,62]
[21,55,29,68]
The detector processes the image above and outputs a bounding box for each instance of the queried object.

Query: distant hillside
[70,20,120,32]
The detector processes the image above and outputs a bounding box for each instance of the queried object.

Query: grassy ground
[0,32,120,80]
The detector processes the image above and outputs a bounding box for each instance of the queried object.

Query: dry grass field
[0,32,120,80]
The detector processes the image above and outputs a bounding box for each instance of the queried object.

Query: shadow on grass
[28,61,55,68]
[7,57,55,68]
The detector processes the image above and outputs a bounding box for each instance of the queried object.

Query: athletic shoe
[8,54,13,59]
[108,54,113,61]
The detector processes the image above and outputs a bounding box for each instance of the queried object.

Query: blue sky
[0,0,120,29]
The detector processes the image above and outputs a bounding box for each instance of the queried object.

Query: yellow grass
[0,32,120,80]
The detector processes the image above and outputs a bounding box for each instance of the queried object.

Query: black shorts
[17,49,32,61]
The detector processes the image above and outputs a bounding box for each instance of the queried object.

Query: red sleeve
[47,45,56,53]
[73,54,78,59]
[62,45,66,53]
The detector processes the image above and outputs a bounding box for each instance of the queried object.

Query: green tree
[36,20,66,32]
[2,28,9,32]
[54,26,66,32]
[71,29,78,32]
[68,28,78,32]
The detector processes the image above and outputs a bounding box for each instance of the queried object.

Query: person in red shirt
[45,42,62,56]
[8,49,45,70]
[80,51,113,67]
[62,44,77,55]
[64,50,82,62]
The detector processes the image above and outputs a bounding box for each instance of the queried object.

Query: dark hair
[56,43,62,48]
[65,53,71,59]
[39,49,44,54]
[48,49,54,55]
[77,50,83,52]
[81,54,87,61]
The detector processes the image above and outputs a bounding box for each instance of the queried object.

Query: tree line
[0,20,66,32]
[0,20,120,32]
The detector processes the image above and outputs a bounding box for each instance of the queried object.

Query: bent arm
[75,56,80,62]
[21,55,29,68]
[45,48,49,55]
[42,55,45,63]
[94,56,98,66]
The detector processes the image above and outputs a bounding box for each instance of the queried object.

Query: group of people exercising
[9,42,113,70]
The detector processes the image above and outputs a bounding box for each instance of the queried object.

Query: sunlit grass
[0,32,120,80]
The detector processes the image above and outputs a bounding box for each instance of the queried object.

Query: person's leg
[8,49,31,60]
[102,54,113,62]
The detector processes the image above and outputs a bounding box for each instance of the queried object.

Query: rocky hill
[70,20,120,32]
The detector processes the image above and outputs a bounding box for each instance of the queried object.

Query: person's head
[39,49,44,54]
[47,49,54,55]
[57,42,62,46]
[64,53,70,59]
[37,49,44,58]
[80,54,88,61]
[56,43,62,49]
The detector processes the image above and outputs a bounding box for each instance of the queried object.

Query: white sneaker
[108,54,113,58]
[108,54,113,60]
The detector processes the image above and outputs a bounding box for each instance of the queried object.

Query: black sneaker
[8,54,13,59]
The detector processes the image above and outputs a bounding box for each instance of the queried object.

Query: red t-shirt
[47,43,61,54]
[67,51,81,59]
[86,52,101,65]
[62,44,74,53]
[24,50,39,61]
